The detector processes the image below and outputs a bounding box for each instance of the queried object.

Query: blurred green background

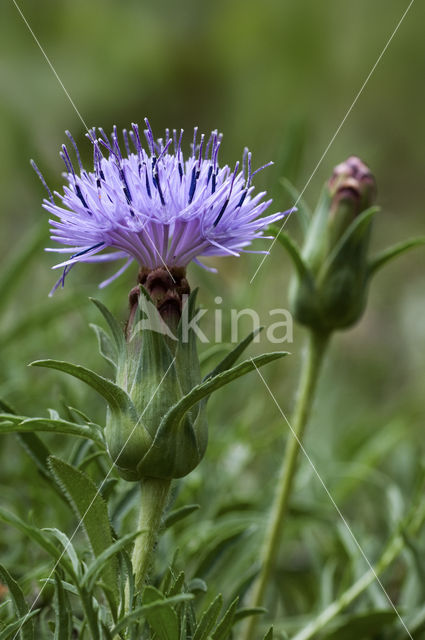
[1,0,425,634]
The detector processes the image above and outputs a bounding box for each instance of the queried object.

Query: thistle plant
[243,156,425,640]
[0,120,290,636]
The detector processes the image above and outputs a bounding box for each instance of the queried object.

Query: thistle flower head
[34,119,286,294]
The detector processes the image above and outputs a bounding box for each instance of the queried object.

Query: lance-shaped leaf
[0,563,33,640]
[48,456,119,610]
[80,531,142,592]
[110,593,194,636]
[193,594,223,640]
[30,360,137,420]
[160,352,287,431]
[0,610,41,640]
[90,323,117,370]
[204,328,263,381]
[53,572,73,640]
[368,236,425,277]
[0,507,73,576]
[139,584,180,640]
[212,596,239,640]
[0,414,104,446]
[90,298,126,355]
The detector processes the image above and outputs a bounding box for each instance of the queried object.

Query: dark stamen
[237,189,247,208]
[206,165,213,185]
[144,165,152,198]
[213,162,239,226]
[188,165,198,204]
[213,198,228,227]
[75,184,89,210]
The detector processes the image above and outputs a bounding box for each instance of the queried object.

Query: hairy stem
[243,329,329,640]
[130,478,171,598]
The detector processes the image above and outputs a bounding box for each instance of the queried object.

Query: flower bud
[105,275,208,482]
[327,156,376,245]
[290,156,377,332]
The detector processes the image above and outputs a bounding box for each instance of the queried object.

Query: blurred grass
[1,1,425,635]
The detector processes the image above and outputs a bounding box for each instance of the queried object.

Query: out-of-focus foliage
[1,1,425,638]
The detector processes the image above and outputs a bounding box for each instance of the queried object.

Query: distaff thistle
[31,120,289,592]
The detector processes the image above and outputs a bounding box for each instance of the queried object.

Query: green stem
[131,477,171,596]
[243,329,329,640]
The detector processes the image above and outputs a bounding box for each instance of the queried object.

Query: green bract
[31,290,287,481]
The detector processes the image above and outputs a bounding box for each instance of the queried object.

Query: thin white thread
[250,0,415,283]
[13,357,176,639]
[252,361,413,639]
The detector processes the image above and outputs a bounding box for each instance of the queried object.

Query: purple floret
[34,119,288,294]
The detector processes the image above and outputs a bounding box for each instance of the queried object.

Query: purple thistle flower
[33,119,288,294]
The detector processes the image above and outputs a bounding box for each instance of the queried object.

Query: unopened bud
[328,156,376,244]
[290,157,378,332]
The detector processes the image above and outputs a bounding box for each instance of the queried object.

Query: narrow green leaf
[0,414,104,446]
[0,564,33,640]
[53,572,73,640]
[211,596,239,640]
[90,323,117,369]
[90,298,126,354]
[270,225,311,280]
[43,528,80,578]
[48,456,119,608]
[142,585,180,640]
[43,578,78,597]
[233,607,267,622]
[263,627,274,640]
[81,531,141,592]
[193,594,223,640]
[0,610,40,640]
[30,360,136,419]
[0,508,73,576]
[163,504,200,530]
[166,571,185,597]
[204,329,263,381]
[111,593,194,636]
[161,352,288,429]
[368,236,425,277]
